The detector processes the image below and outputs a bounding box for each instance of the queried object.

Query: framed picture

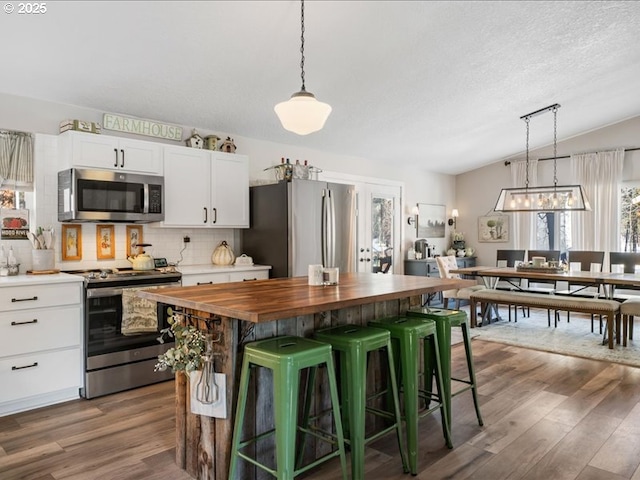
[478,215,509,243]
[96,224,115,259]
[126,225,143,258]
[61,224,82,261]
[417,203,446,238]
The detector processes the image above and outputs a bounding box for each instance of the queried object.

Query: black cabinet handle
[12,296,38,303]
[212,208,217,224]
[197,281,213,285]
[11,319,38,326]
[203,207,208,223]
[120,149,125,168]
[12,362,38,371]
[114,148,118,167]
[242,278,257,281]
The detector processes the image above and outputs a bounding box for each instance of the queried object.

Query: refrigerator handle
[328,189,336,267]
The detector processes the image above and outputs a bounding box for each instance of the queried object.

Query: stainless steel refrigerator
[242,180,357,278]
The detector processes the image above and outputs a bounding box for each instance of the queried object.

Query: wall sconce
[407,205,419,226]
[447,208,459,229]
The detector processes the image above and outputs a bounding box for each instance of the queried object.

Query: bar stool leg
[398,333,419,473]
[344,345,367,480]
[461,321,484,426]
[273,364,299,480]
[426,333,453,448]
[229,358,252,480]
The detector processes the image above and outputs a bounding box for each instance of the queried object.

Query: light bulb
[567,192,574,206]
[524,195,530,208]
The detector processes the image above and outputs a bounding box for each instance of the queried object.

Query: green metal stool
[406,307,484,430]
[228,336,348,480]
[313,325,409,480]
[368,315,452,475]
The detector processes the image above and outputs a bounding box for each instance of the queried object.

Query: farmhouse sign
[102,114,183,141]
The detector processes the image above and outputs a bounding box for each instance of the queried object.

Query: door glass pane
[371,196,394,273]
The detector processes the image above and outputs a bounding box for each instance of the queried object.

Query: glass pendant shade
[275,90,332,135]
[494,184,591,212]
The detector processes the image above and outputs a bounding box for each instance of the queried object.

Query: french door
[356,183,401,274]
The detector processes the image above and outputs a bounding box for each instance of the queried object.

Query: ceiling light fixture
[494,103,591,212]
[274,0,331,135]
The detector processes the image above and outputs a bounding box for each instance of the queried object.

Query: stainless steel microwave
[58,168,164,223]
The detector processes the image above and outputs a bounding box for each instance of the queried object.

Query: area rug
[458,306,640,368]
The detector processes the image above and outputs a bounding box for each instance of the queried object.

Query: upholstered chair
[435,255,485,309]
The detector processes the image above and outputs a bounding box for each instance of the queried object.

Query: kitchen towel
[121,287,159,335]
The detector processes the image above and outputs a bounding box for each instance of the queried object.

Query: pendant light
[494,104,591,212]
[274,0,332,135]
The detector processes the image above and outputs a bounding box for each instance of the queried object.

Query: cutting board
[26,269,61,275]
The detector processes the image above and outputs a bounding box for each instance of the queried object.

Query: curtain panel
[0,131,34,191]
[570,149,624,254]
[510,158,538,249]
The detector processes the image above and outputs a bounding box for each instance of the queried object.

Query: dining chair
[608,251,640,300]
[435,255,485,310]
[524,249,561,294]
[496,249,527,320]
[555,250,605,331]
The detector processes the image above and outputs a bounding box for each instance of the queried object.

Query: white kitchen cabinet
[163,147,249,228]
[0,277,83,416]
[59,130,162,174]
[179,265,270,286]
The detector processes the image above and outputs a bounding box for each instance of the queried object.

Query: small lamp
[448,209,459,229]
[407,205,419,226]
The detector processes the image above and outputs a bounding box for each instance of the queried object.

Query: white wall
[456,114,640,266]
[0,92,457,271]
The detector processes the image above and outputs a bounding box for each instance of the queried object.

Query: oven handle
[86,282,182,298]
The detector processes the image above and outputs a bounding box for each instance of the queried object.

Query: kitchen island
[139,272,474,480]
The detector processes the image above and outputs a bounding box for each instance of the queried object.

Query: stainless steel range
[68,268,182,399]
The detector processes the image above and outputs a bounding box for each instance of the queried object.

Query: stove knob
[99,270,109,279]
[88,272,97,279]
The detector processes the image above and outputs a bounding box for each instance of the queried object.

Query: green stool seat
[368,315,452,475]
[406,307,484,429]
[313,325,409,480]
[229,336,348,480]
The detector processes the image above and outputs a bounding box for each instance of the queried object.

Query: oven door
[85,283,178,362]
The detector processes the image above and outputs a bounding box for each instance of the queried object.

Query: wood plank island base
[139,273,474,480]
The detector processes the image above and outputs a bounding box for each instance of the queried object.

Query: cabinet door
[66,131,161,174]
[69,132,119,169]
[163,147,211,226]
[117,138,162,174]
[210,152,249,227]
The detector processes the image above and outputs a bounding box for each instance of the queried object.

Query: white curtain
[0,130,34,191]
[510,159,538,249]
[570,149,624,254]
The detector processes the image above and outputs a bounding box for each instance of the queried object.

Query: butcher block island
[139,273,473,480]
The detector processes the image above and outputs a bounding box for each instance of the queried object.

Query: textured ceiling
[2,1,640,175]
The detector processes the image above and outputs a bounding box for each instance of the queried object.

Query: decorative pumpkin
[211,241,235,265]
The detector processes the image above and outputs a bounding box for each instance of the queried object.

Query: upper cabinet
[163,147,249,228]
[59,131,162,175]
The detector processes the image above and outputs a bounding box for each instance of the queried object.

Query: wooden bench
[469,289,621,349]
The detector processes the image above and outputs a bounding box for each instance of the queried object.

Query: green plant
[155,313,206,373]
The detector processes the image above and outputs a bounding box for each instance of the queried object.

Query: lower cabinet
[404,257,477,306]
[0,279,83,417]
[181,267,270,287]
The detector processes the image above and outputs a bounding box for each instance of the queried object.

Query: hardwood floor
[2,338,640,480]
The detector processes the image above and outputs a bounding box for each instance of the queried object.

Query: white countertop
[177,264,271,275]
[0,272,84,287]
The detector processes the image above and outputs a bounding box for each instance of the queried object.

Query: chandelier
[494,104,591,212]
[274,0,332,135]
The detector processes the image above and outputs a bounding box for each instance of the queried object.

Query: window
[620,186,640,252]
[536,212,571,253]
